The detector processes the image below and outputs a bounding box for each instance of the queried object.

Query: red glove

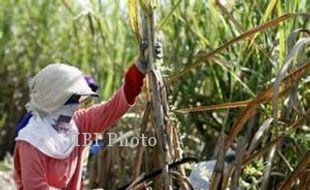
[124,64,146,105]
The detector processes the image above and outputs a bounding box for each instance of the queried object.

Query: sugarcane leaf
[225,59,310,150]
[167,13,310,85]
[248,118,274,154]
[128,0,141,43]
[272,37,310,119]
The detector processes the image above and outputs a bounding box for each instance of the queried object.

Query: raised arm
[74,40,163,141]
[74,64,145,138]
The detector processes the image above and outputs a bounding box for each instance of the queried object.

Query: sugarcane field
[1,0,310,189]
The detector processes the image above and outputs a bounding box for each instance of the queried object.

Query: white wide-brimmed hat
[26,63,98,115]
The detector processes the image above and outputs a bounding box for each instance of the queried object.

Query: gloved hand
[135,41,163,73]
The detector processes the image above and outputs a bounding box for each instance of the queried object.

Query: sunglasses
[65,95,81,105]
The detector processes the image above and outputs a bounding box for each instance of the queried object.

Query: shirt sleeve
[74,63,145,133]
[123,63,145,104]
[13,141,59,190]
[74,85,130,138]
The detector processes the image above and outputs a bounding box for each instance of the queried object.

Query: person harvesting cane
[13,43,163,190]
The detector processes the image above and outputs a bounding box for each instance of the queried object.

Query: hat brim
[68,76,99,97]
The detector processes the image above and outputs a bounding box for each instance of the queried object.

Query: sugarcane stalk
[140,2,172,189]
[133,103,151,179]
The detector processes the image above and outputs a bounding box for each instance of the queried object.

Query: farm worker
[15,75,101,186]
[13,43,163,190]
